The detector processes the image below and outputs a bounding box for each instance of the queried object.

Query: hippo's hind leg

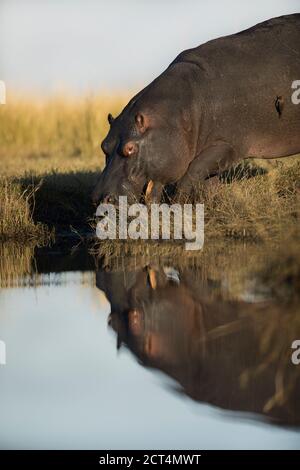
[175,142,239,201]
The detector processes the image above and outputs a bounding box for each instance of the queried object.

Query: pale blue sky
[0,0,299,94]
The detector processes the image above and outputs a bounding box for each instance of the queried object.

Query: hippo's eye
[122,141,139,157]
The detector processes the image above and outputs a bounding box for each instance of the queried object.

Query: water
[0,242,300,449]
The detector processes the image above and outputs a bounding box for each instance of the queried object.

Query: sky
[0,0,299,94]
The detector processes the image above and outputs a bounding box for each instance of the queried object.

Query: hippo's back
[174,14,300,75]
[173,14,300,158]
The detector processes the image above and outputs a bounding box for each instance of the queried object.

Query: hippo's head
[92,100,192,205]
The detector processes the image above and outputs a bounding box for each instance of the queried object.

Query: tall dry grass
[0,93,129,239]
[0,178,50,241]
[201,158,300,240]
[0,93,129,175]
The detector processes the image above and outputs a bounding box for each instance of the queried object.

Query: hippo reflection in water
[96,262,300,426]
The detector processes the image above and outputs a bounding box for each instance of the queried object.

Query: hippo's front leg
[175,143,238,201]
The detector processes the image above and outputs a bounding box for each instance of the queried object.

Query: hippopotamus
[96,259,300,425]
[92,14,300,204]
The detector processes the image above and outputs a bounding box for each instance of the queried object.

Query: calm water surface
[0,243,299,449]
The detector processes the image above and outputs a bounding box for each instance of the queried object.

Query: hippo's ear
[135,113,149,133]
[107,113,114,125]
